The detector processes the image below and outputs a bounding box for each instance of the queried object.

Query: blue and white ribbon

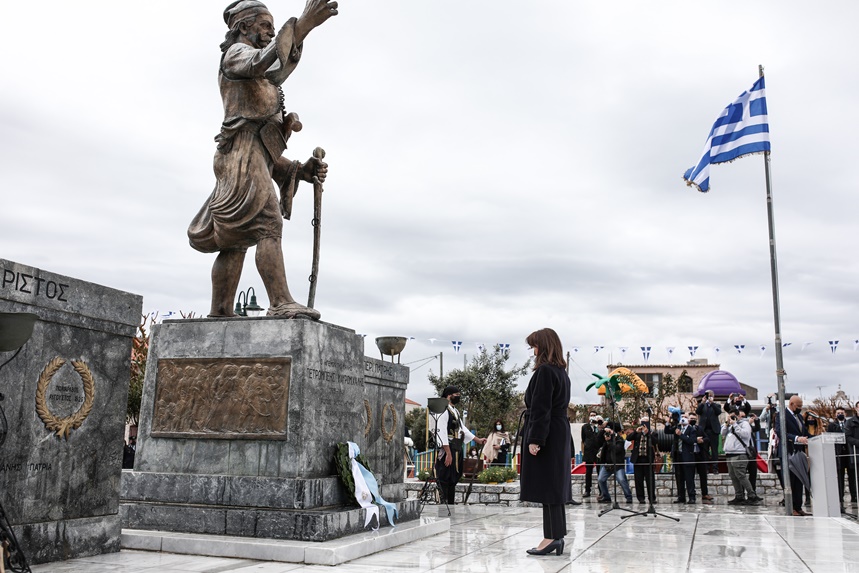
[347,442,398,529]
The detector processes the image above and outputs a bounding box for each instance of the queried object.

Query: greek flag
[683,77,770,193]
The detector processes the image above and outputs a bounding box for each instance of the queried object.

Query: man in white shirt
[434,386,486,504]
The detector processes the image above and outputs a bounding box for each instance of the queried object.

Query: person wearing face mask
[696,390,722,474]
[482,419,511,466]
[520,328,572,556]
[827,407,857,506]
[777,395,810,515]
[434,386,487,505]
[581,411,602,498]
[687,413,713,502]
[722,409,763,506]
[671,415,699,504]
[629,416,656,504]
[845,402,859,506]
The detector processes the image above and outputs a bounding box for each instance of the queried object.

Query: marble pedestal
[121,317,417,541]
[0,259,142,564]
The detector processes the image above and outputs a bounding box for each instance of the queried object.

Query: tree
[127,315,151,426]
[428,346,530,436]
[405,407,427,452]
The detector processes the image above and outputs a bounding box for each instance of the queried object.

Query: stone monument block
[122,318,418,541]
[0,258,142,564]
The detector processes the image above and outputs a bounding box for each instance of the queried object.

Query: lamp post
[234,287,264,317]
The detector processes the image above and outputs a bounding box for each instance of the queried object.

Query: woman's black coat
[519,363,572,505]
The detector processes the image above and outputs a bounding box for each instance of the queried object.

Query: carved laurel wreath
[35,357,95,440]
[363,400,372,437]
[380,402,397,443]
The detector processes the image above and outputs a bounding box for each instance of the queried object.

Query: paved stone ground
[29,502,859,572]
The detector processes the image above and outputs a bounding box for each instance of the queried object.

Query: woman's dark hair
[491,419,505,432]
[526,328,566,370]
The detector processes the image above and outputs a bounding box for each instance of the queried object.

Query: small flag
[641,346,651,362]
[829,340,839,354]
[498,343,510,353]
[429,338,437,344]
[802,342,813,351]
[666,347,675,357]
[714,346,721,357]
[734,344,745,354]
[571,346,580,354]
[594,346,604,354]
[759,345,767,357]
[782,342,792,349]
[688,346,699,358]
[853,340,859,352]
[452,341,462,354]
[619,347,628,359]
[476,343,486,353]
[683,76,770,193]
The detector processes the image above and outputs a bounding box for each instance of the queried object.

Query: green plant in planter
[477,466,506,484]
[417,469,431,481]
[502,468,518,482]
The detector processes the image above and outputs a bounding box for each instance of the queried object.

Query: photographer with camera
[596,425,633,504]
[724,392,752,417]
[721,409,763,505]
[696,390,722,474]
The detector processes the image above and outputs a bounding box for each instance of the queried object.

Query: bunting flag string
[350,334,859,363]
[641,346,651,363]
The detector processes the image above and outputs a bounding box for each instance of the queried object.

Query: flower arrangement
[334,442,372,504]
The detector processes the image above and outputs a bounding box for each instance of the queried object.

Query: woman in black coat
[520,328,571,556]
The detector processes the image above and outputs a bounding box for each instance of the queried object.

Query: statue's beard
[249,33,271,48]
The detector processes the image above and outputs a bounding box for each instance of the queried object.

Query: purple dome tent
[694,370,744,397]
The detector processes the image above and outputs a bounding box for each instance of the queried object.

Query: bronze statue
[188,0,338,319]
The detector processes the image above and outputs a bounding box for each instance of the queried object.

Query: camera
[766,394,774,406]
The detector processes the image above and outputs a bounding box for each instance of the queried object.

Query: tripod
[622,429,678,522]
[597,394,635,519]
[417,398,451,517]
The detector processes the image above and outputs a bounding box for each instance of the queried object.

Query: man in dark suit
[629,417,656,504]
[828,407,857,506]
[846,401,859,505]
[688,413,712,501]
[672,415,699,504]
[781,395,810,516]
[580,412,602,498]
[696,391,721,474]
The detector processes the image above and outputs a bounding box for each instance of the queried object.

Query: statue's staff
[307,146,325,309]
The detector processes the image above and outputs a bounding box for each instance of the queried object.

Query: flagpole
[758,64,792,517]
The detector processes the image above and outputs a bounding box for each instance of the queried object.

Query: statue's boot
[267,301,321,320]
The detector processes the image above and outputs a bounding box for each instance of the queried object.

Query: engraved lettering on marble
[151,357,290,440]
[1,268,70,301]
[35,357,95,440]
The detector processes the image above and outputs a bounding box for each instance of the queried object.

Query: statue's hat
[223,1,270,27]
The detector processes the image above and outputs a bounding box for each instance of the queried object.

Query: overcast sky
[2,1,857,411]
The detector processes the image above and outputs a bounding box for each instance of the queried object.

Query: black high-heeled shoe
[526,538,565,556]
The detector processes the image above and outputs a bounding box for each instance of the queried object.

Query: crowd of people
[429,327,859,557]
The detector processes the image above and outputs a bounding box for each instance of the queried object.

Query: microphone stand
[622,427,678,522]
[597,393,635,519]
